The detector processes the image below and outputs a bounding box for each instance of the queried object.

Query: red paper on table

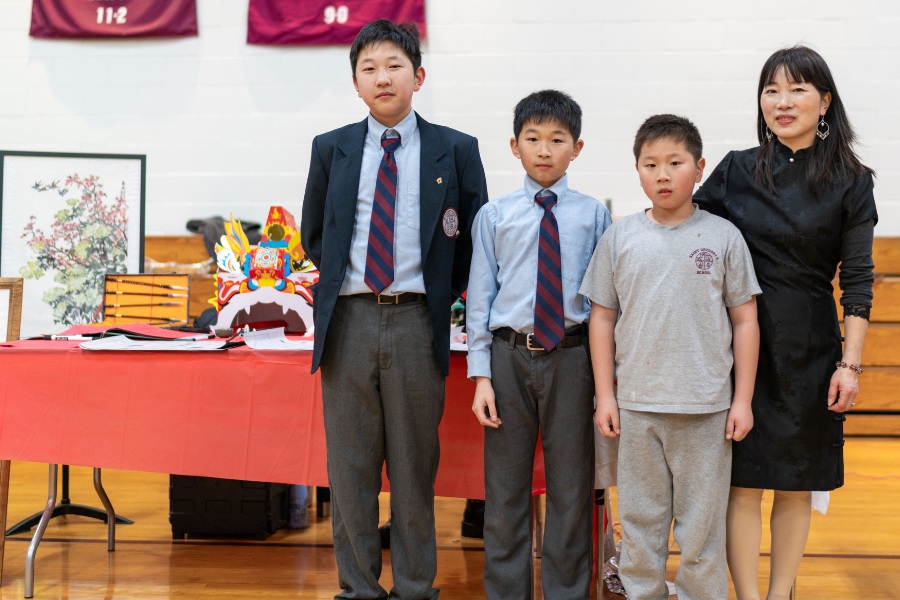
[247,0,426,46]
[30,0,198,39]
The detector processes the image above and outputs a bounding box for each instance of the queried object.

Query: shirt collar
[367,110,417,149]
[773,137,811,162]
[524,174,568,204]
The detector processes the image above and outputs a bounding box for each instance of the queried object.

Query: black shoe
[378,521,391,549]
[461,499,484,539]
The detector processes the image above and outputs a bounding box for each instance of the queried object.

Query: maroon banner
[30,0,197,39]
[248,0,426,46]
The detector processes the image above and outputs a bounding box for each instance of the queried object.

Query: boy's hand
[472,377,501,428]
[725,401,753,441]
[594,395,620,438]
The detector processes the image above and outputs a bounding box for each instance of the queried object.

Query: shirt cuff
[466,351,491,380]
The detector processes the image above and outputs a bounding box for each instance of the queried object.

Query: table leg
[25,464,58,599]
[531,494,544,600]
[0,460,10,586]
[6,466,132,536]
[595,489,607,599]
[92,468,116,551]
[532,494,544,558]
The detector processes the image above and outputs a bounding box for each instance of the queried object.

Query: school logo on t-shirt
[689,247,719,275]
[442,207,459,238]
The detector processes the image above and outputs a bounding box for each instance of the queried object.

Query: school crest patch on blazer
[442,207,459,238]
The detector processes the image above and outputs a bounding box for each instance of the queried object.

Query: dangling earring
[765,126,773,142]
[816,115,830,140]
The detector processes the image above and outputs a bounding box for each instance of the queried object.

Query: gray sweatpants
[617,408,731,600]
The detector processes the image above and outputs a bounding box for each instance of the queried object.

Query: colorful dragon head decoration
[212,206,318,334]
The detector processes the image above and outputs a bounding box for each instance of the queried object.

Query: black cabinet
[169,475,289,540]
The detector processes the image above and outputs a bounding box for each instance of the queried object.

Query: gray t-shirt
[580,207,761,414]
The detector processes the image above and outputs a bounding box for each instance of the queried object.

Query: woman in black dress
[694,46,876,600]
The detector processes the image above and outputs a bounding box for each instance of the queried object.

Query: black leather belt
[493,325,587,351]
[355,292,425,305]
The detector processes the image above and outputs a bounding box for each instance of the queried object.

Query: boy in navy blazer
[300,19,488,600]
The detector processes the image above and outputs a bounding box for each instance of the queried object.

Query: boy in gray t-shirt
[580,115,761,600]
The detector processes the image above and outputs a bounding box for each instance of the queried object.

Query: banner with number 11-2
[247,0,426,46]
[30,0,197,39]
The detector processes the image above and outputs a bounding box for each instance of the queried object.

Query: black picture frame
[0,150,146,337]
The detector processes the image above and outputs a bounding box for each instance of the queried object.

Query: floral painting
[0,152,145,338]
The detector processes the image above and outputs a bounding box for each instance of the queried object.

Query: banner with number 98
[247,0,426,46]
[30,0,197,39]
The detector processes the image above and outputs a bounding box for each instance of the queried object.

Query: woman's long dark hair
[755,46,873,194]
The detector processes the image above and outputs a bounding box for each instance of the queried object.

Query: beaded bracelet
[835,361,864,375]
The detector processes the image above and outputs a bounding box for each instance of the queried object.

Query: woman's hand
[827,366,858,412]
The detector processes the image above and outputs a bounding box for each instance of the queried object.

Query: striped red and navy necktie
[533,189,564,350]
[364,131,401,295]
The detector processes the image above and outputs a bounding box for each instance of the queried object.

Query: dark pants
[320,296,445,600]
[483,333,595,600]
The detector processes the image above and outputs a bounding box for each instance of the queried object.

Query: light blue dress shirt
[466,174,612,379]
[339,110,425,295]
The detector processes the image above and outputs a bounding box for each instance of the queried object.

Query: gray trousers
[320,296,445,600]
[483,333,595,600]
[617,409,731,600]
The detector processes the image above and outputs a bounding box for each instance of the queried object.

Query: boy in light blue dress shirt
[466,89,611,600]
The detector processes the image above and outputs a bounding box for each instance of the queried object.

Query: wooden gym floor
[1,438,898,599]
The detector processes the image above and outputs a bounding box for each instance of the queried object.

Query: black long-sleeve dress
[694,139,876,491]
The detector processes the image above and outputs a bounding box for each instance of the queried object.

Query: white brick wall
[0,0,898,234]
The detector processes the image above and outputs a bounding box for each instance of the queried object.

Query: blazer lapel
[417,114,451,261]
[331,119,367,250]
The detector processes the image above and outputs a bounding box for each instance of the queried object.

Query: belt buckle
[525,332,544,351]
[377,294,399,305]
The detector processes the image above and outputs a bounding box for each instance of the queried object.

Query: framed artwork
[0,277,24,342]
[0,151,146,338]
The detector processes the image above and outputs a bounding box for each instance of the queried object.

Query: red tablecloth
[0,342,545,499]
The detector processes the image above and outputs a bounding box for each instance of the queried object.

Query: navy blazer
[300,113,488,375]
